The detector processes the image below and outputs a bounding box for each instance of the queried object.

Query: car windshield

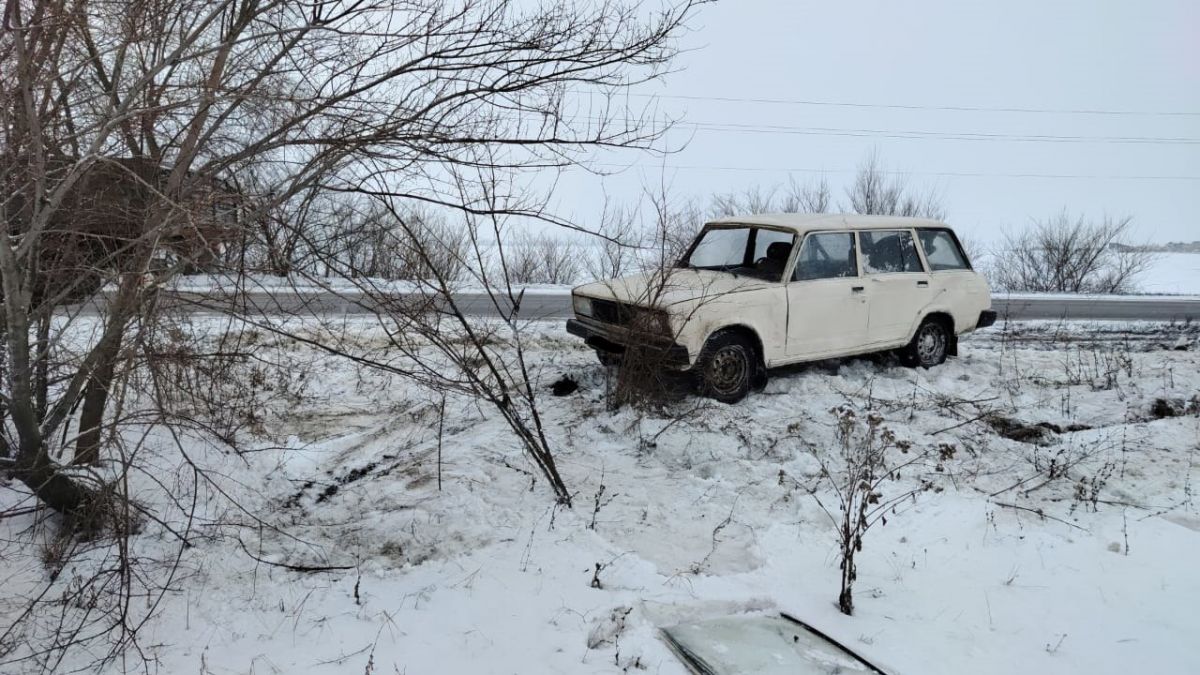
[681,226,795,281]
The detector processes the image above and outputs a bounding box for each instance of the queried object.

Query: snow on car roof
[706,212,951,233]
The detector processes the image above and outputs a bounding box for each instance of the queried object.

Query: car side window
[917,228,970,271]
[793,232,858,281]
[752,229,795,262]
[750,229,796,280]
[859,230,923,274]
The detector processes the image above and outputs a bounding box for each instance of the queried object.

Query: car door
[915,227,989,326]
[858,228,932,346]
[785,231,869,360]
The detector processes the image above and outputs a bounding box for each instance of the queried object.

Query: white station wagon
[568,213,996,402]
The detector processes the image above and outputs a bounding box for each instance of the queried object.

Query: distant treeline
[1113,241,1200,253]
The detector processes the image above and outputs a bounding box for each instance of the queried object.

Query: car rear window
[917,228,971,271]
[860,229,923,274]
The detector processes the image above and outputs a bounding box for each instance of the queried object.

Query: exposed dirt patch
[984,414,1093,444]
[315,484,340,503]
[551,375,579,396]
[1033,421,1094,434]
[1149,396,1200,419]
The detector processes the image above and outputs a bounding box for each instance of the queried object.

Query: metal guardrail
[990,294,1200,322]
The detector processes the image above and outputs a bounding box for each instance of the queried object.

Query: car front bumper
[977,309,998,328]
[566,318,691,367]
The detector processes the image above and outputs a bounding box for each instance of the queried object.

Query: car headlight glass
[572,294,592,317]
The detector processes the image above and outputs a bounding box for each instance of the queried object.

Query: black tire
[694,331,761,403]
[595,350,622,367]
[899,318,949,368]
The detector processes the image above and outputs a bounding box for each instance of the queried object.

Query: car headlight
[573,294,592,317]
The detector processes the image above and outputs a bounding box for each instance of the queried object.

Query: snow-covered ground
[2,320,1198,674]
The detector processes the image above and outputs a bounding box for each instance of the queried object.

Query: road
[88,287,1200,323]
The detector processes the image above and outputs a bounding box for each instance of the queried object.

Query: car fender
[905,288,984,340]
[690,314,779,364]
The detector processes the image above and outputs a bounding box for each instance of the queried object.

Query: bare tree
[1,0,704,667]
[990,212,1154,293]
[665,151,938,230]
[688,175,830,227]
[642,193,702,271]
[583,204,643,280]
[710,185,778,218]
[2,0,700,510]
[337,206,469,282]
[506,230,583,285]
[779,175,832,214]
[956,232,985,267]
[844,150,945,220]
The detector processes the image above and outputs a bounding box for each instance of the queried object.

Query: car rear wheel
[900,318,949,368]
[695,331,759,403]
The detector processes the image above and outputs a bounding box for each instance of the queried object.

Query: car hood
[573,269,774,309]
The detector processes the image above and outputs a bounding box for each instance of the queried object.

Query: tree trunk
[839,516,856,616]
[838,572,854,616]
[34,315,49,419]
[13,438,97,525]
[0,329,8,459]
[73,273,139,466]
[838,552,856,615]
[71,343,118,466]
[73,325,123,465]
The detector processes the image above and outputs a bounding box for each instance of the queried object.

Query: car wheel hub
[917,326,945,363]
[708,347,747,393]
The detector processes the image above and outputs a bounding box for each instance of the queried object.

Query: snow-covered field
[2,319,1199,674]
[1139,252,1200,295]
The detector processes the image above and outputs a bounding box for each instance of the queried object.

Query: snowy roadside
[2,320,1198,674]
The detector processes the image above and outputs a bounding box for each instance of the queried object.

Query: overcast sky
[553,0,1199,244]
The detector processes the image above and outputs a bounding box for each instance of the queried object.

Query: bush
[505,231,583,285]
[990,212,1154,294]
[342,208,469,282]
[803,406,949,615]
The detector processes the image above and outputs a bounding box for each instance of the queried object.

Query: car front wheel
[695,331,759,403]
[900,318,949,368]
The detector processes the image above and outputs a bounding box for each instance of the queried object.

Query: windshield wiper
[682,264,740,277]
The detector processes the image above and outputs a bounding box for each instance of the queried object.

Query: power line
[597,162,1200,182]
[678,120,1200,145]
[498,111,1200,144]
[532,113,1200,145]
[629,93,1200,117]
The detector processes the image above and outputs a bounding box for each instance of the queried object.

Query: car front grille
[589,299,673,342]
[591,298,635,325]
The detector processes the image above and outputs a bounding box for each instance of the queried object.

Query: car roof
[705,212,951,234]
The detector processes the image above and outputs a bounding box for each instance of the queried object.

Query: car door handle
[851,286,865,293]
[917,280,929,287]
